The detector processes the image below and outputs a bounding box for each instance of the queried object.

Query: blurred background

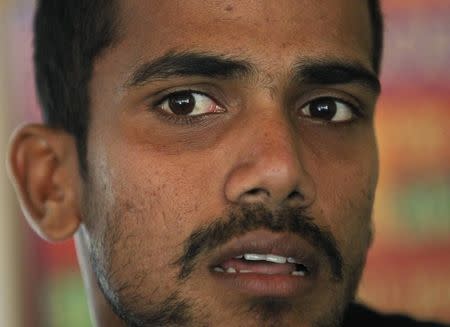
[0,0,449,326]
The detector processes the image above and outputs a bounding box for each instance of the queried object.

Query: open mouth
[207,230,320,297]
[212,253,310,276]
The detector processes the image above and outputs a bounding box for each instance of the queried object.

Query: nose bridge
[254,113,301,174]
[225,108,316,208]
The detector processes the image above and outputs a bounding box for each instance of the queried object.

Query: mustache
[174,205,343,281]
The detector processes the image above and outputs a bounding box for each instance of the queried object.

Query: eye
[300,97,356,122]
[158,91,225,116]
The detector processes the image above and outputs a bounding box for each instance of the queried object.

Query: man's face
[82,1,380,326]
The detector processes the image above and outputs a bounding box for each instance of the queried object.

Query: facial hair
[86,203,368,327]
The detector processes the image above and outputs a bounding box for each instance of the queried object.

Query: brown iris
[309,97,337,120]
[168,92,196,115]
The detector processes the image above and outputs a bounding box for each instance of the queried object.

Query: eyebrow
[124,51,381,94]
[293,60,381,94]
[125,51,253,88]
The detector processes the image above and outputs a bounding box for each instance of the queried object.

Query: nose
[224,111,316,209]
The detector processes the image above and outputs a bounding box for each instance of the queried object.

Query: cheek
[308,133,378,263]
[82,149,180,301]
[83,136,227,297]
[106,150,223,236]
[327,161,376,261]
[84,177,190,308]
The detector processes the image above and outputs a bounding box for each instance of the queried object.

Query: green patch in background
[394,178,450,237]
[47,272,92,327]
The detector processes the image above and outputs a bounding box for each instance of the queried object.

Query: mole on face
[225,5,233,12]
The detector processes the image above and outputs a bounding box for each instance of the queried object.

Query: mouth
[212,254,309,276]
[208,230,320,297]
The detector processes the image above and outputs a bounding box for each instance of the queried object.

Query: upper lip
[208,229,321,275]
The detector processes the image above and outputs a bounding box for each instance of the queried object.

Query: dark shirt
[344,303,450,327]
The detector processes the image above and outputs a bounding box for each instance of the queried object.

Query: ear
[7,124,82,242]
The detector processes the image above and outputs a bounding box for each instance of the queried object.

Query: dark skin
[8,1,380,326]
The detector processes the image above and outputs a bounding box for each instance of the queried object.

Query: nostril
[287,190,303,200]
[247,188,270,196]
[240,188,270,202]
[285,191,307,207]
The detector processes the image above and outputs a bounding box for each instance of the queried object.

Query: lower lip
[210,271,316,297]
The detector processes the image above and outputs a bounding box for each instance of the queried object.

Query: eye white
[190,93,215,115]
[160,92,223,116]
[301,100,354,122]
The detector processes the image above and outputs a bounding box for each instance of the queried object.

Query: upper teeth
[240,253,300,264]
[213,254,307,276]
[287,257,298,264]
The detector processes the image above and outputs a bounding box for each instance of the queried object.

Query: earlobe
[7,124,82,242]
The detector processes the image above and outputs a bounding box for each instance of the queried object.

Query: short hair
[33,0,383,177]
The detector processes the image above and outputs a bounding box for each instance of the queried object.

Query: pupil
[309,98,337,120]
[169,92,196,115]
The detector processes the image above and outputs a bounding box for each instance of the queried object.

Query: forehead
[110,0,373,71]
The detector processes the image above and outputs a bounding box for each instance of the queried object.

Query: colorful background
[0,0,449,326]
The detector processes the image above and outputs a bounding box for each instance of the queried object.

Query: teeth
[240,253,297,264]
[214,266,306,276]
[243,253,292,264]
[287,257,299,264]
[244,253,267,261]
[265,254,287,264]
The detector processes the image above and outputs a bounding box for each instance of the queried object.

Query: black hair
[33,0,383,177]
[33,0,117,177]
[368,0,384,75]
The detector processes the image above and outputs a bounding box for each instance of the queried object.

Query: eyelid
[149,83,229,109]
[154,89,213,107]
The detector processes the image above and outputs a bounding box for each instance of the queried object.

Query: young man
[6,1,449,326]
